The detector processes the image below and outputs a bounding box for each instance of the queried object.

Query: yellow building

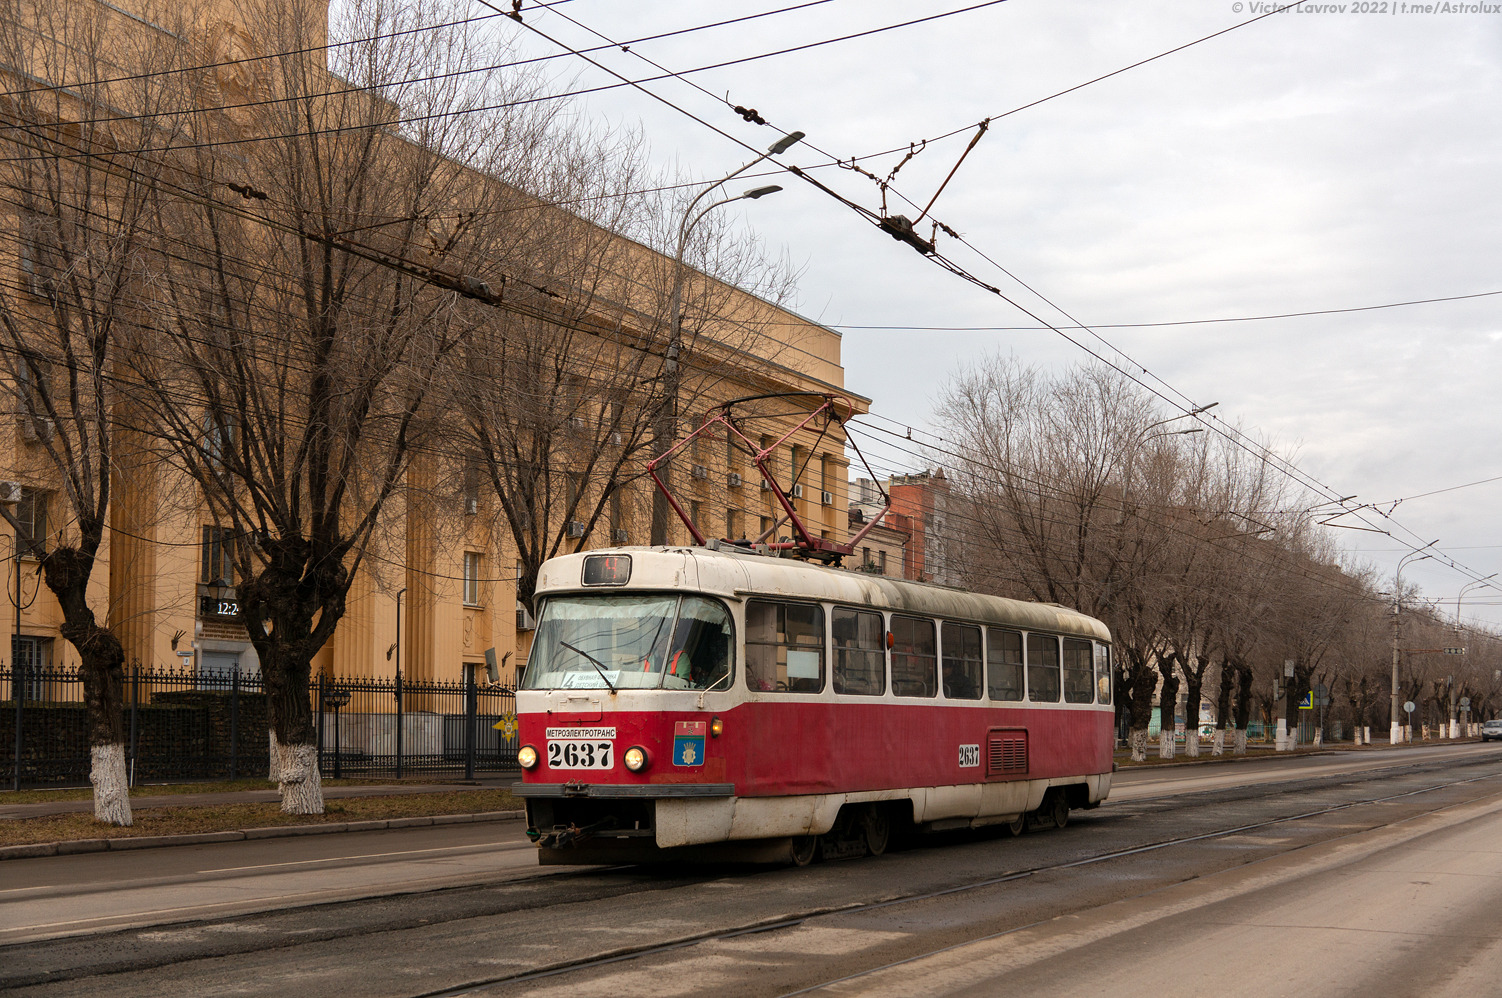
[0,0,865,695]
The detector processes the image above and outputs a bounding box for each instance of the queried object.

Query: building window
[463,552,483,607]
[200,525,238,585]
[15,488,47,559]
[11,635,51,699]
[726,507,740,541]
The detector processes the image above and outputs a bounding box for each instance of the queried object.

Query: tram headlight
[517,745,539,769]
[623,746,649,772]
[710,716,723,738]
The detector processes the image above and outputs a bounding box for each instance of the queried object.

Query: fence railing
[2,664,517,789]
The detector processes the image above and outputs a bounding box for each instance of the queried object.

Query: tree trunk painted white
[1450,720,1460,739]
[1312,728,1323,748]
[1233,729,1248,755]
[269,730,282,781]
[277,742,325,814]
[1364,726,1372,745]
[90,743,133,826]
[1158,731,1175,759]
[1185,730,1200,757]
[1129,728,1148,762]
[1352,727,1363,746]
[1212,728,1226,756]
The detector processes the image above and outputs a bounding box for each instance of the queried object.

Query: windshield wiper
[559,640,617,694]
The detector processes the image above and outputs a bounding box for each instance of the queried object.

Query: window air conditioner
[613,529,629,545]
[790,484,804,499]
[760,478,773,491]
[566,520,586,538]
[821,490,834,506]
[20,416,54,444]
[726,472,743,488]
[516,606,536,631]
[691,464,709,480]
[609,431,623,446]
[0,482,19,505]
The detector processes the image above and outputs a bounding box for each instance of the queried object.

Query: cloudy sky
[495,0,1502,625]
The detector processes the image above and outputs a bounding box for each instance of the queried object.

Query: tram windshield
[522,595,733,691]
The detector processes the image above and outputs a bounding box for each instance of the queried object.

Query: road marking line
[198,842,514,874]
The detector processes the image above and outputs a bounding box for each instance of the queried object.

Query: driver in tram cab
[943,660,978,699]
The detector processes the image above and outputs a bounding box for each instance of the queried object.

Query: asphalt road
[7,743,1502,996]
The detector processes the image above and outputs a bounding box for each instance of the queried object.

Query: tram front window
[522,595,733,691]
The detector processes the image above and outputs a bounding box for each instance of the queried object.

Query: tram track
[421,762,1502,998]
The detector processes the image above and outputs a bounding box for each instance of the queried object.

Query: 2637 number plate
[547,739,614,770]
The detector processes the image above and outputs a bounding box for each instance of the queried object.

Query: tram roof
[535,545,1112,643]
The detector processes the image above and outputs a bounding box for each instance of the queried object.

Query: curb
[0,809,524,862]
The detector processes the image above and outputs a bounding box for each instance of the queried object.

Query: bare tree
[0,0,195,823]
[124,0,545,812]
[460,161,802,608]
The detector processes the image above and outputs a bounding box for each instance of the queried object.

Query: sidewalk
[0,778,519,821]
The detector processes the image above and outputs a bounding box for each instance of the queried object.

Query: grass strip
[0,788,522,847]
[0,778,407,805]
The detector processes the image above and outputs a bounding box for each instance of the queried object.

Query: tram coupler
[536,816,619,849]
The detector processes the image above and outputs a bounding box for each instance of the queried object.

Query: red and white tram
[514,542,1114,864]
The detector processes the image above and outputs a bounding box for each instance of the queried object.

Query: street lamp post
[650,131,803,546]
[1391,542,1438,745]
[1450,574,1496,738]
[1118,411,1211,762]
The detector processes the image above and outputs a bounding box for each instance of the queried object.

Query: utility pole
[1391,543,1437,745]
[649,131,802,546]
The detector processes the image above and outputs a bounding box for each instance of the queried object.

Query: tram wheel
[862,807,890,857]
[1006,813,1026,837]
[790,835,819,867]
[1049,793,1069,830]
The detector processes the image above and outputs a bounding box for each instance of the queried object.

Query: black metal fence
[2,664,517,789]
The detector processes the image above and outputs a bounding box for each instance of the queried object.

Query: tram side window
[891,615,937,697]
[941,622,982,700]
[832,607,885,696]
[746,600,825,693]
[1063,638,1094,703]
[666,597,735,690]
[987,628,1024,702]
[1094,642,1112,704]
[1027,633,1061,703]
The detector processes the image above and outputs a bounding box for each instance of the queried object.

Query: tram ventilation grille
[987,729,1028,776]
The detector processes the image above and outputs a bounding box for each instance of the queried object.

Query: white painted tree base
[1129,729,1149,762]
[91,743,133,826]
[1158,732,1175,759]
[1313,730,1323,748]
[1233,730,1248,754]
[276,742,325,814]
[1185,731,1200,757]
[1211,729,1226,756]
[269,730,282,781]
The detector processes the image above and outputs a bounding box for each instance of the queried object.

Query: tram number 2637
[548,739,614,770]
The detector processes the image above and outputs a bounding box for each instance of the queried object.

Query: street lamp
[650,131,804,545]
[1456,575,1496,630]
[1391,541,1439,745]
